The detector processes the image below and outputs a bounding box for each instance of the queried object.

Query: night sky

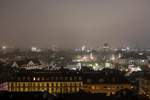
[0,0,150,49]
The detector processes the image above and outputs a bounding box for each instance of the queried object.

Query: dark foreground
[0,90,149,100]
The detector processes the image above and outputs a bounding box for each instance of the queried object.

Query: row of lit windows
[9,82,83,88]
[9,87,80,94]
[18,76,82,81]
[119,59,148,65]
[91,85,131,90]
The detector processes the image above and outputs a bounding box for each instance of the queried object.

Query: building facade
[7,70,133,96]
[116,52,148,66]
[138,74,150,98]
[12,59,47,70]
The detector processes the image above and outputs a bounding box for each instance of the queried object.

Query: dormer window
[87,79,92,83]
[33,77,36,81]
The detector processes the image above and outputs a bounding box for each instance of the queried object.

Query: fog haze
[0,0,150,48]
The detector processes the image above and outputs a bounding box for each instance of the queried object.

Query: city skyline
[0,0,150,48]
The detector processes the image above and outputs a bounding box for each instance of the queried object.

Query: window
[44,83,47,87]
[35,83,38,87]
[79,77,82,80]
[91,86,95,90]
[51,77,54,81]
[27,77,30,81]
[53,82,56,87]
[87,79,92,83]
[74,77,77,80]
[23,77,26,80]
[13,83,16,87]
[33,77,36,81]
[60,77,63,80]
[65,77,68,80]
[40,83,43,87]
[99,79,104,83]
[18,77,21,81]
[57,82,60,87]
[70,77,73,81]
[56,77,58,81]
[71,82,75,86]
[22,83,26,88]
[37,77,40,81]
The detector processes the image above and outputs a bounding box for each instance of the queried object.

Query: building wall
[8,81,132,96]
[138,78,150,98]
[83,84,132,96]
[117,59,148,66]
[8,82,83,94]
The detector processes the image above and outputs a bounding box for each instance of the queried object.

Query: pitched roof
[120,52,147,59]
[9,70,131,84]
[14,59,41,66]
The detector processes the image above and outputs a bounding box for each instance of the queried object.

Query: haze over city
[0,0,150,49]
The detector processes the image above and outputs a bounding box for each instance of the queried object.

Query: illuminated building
[116,52,148,66]
[8,70,83,94]
[11,59,47,70]
[82,71,133,96]
[2,46,7,50]
[7,70,133,96]
[31,46,41,52]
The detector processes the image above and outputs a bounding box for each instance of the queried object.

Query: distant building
[82,70,133,96]
[116,52,148,66]
[11,59,47,70]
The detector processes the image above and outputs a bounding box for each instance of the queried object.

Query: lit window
[37,77,40,81]
[33,77,36,81]
[58,82,60,87]
[91,86,95,90]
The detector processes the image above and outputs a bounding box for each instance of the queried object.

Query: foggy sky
[0,0,150,49]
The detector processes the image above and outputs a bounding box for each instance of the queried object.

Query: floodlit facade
[11,59,47,70]
[7,70,133,96]
[116,52,149,66]
[8,71,83,94]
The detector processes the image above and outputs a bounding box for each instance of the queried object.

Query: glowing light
[111,54,115,60]
[2,46,6,50]
[31,46,37,51]
[81,45,86,51]
[126,46,130,51]
[128,65,142,73]
[33,77,36,81]
[90,53,94,60]
[31,46,41,52]
[118,53,122,58]
[139,53,143,55]
[141,60,145,63]
[105,63,111,68]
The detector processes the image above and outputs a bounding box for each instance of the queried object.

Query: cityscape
[0,44,150,100]
[0,0,150,100]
